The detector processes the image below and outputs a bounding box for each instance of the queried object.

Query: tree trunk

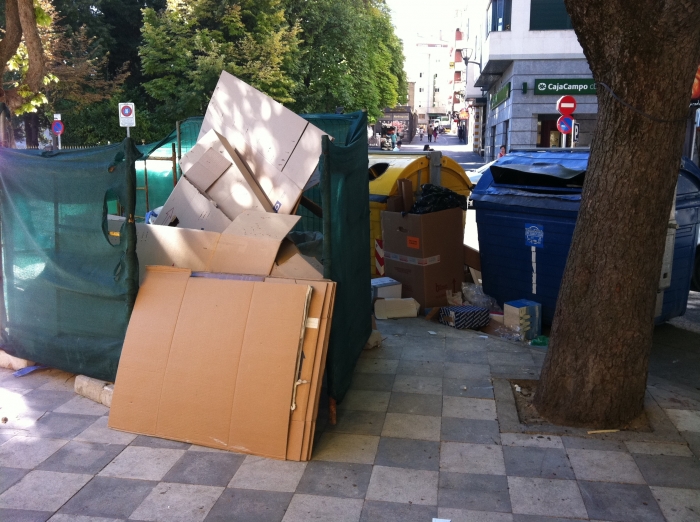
[533,0,700,427]
[16,0,45,92]
[23,112,39,148]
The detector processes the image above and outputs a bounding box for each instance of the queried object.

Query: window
[530,0,573,30]
[486,0,511,35]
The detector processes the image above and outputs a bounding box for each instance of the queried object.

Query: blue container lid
[472,150,700,212]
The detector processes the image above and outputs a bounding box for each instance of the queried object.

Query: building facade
[465,0,598,159]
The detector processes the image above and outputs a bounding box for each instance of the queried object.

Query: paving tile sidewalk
[0,318,699,521]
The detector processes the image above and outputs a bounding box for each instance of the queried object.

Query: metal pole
[171,143,178,186]
[176,121,182,178]
[560,131,565,149]
[571,119,576,148]
[127,127,130,138]
[58,134,61,150]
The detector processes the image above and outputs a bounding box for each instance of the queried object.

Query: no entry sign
[557,115,574,134]
[118,103,136,127]
[556,95,577,116]
[51,120,65,136]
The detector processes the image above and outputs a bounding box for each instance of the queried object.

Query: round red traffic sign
[121,105,133,117]
[51,120,65,136]
[556,95,577,116]
[557,115,574,134]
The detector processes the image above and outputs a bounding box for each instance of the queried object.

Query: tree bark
[16,0,45,92]
[533,0,700,427]
[0,0,23,75]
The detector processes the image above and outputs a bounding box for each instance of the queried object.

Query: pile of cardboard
[108,72,335,461]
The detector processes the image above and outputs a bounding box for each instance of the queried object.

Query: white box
[371,277,402,300]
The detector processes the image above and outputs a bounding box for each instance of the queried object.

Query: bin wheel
[692,245,700,292]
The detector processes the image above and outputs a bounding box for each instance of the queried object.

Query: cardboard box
[382,207,465,309]
[504,299,542,341]
[371,277,402,301]
[199,71,325,202]
[136,212,323,283]
[463,245,481,271]
[109,267,335,460]
[152,177,232,232]
[374,298,420,319]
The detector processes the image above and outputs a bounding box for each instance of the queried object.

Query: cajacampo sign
[534,79,597,95]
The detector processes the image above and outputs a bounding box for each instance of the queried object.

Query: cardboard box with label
[381,207,465,310]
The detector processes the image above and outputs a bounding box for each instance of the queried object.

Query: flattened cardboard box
[382,207,465,309]
[136,211,323,283]
[109,267,334,460]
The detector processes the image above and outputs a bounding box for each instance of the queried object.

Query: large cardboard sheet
[152,177,231,232]
[109,267,314,459]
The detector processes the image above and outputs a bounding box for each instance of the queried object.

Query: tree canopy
[0,0,407,145]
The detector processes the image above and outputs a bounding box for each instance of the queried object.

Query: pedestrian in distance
[393,140,402,151]
[498,145,506,158]
[428,125,433,142]
[433,127,438,142]
[419,127,424,141]
[423,145,434,151]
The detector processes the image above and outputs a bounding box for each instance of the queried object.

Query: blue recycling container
[470,151,700,325]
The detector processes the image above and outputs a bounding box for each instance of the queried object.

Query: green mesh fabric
[135,117,203,219]
[0,140,139,381]
[302,111,371,402]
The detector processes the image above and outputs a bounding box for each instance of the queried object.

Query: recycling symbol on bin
[525,224,544,247]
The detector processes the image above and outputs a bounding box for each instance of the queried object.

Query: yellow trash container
[368,153,474,276]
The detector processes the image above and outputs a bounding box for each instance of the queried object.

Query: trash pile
[108,72,335,461]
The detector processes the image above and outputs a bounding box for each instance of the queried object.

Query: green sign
[534,78,597,95]
[491,82,511,109]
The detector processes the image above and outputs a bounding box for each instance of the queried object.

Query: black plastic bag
[410,184,468,214]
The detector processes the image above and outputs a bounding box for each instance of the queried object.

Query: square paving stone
[561,436,627,452]
[650,486,700,522]
[0,509,52,521]
[512,516,585,522]
[440,508,514,521]
[443,363,491,380]
[388,392,442,416]
[375,437,440,471]
[326,410,386,436]
[281,494,364,522]
[162,451,245,486]
[349,374,395,392]
[400,347,446,363]
[0,436,68,469]
[54,396,109,416]
[49,515,127,521]
[0,467,28,495]
[487,352,534,366]
[438,472,511,512]
[625,441,693,457]
[360,344,404,360]
[0,470,91,511]
[501,433,564,449]
[503,446,575,480]
[441,418,501,444]
[633,454,700,488]
[578,480,665,522]
[568,449,645,484]
[129,482,223,522]
[338,390,391,412]
[440,442,505,475]
[665,409,700,432]
[204,488,292,522]
[229,455,307,492]
[312,433,379,465]
[360,500,437,522]
[296,461,372,499]
[443,396,497,420]
[507,476,587,519]
[21,390,75,412]
[442,378,494,399]
[381,413,441,441]
[74,416,137,445]
[355,358,399,375]
[445,349,489,365]
[27,413,101,439]
[488,365,539,379]
[99,446,185,481]
[366,465,438,505]
[58,476,157,519]
[392,375,442,395]
[36,441,125,474]
[130,435,191,449]
[397,360,445,378]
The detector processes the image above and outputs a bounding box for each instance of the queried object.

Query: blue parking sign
[525,224,544,248]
